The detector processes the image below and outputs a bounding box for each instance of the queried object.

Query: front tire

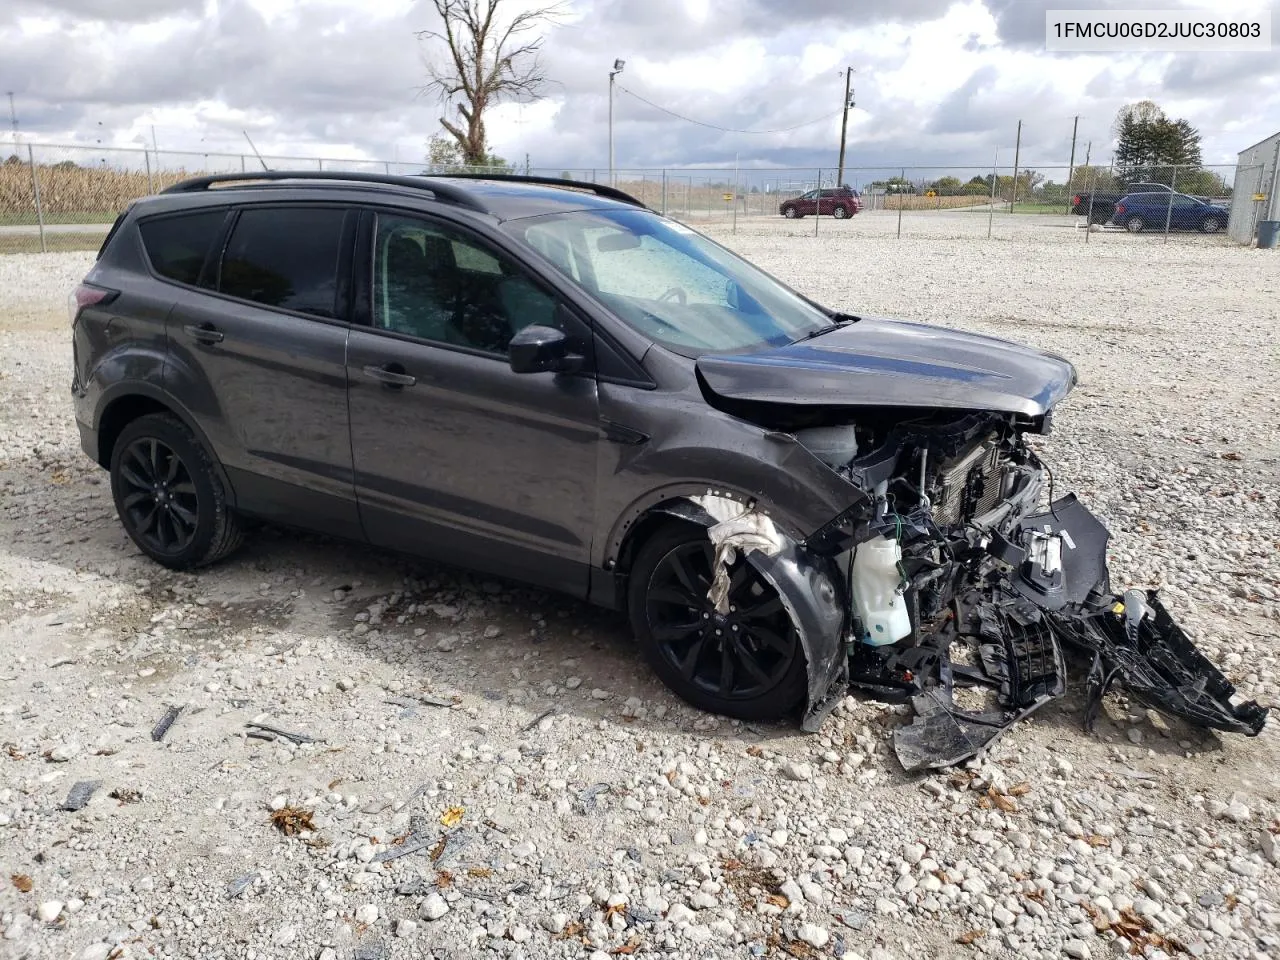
[627,524,806,723]
[782,205,798,219]
[109,413,243,570]
[1200,216,1221,233]
[1125,216,1146,233]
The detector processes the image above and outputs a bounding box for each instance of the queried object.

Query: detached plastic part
[1055,589,1268,738]
[890,595,1066,773]
[884,493,1268,772]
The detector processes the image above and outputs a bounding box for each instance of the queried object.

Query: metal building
[1228,130,1280,245]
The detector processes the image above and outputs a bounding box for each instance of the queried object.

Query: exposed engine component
[666,407,1267,768]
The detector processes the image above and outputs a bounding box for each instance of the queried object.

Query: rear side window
[218,207,347,318]
[138,210,225,284]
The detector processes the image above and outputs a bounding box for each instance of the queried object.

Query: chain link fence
[0,142,1251,254]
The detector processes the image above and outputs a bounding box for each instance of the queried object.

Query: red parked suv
[779,186,861,219]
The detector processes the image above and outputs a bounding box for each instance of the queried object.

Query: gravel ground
[1,214,1279,960]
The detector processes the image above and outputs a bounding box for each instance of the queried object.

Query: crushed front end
[797,409,1269,771]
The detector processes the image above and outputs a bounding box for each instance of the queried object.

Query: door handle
[362,363,417,387]
[183,323,224,344]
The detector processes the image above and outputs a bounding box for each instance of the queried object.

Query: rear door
[346,209,601,594]
[1169,194,1201,228]
[164,203,363,537]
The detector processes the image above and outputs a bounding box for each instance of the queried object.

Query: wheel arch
[95,384,237,506]
[603,484,850,732]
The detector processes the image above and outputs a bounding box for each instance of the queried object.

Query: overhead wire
[613,84,842,135]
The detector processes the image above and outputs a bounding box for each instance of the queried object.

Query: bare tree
[418,0,564,166]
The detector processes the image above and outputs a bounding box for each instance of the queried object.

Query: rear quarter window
[138,210,227,285]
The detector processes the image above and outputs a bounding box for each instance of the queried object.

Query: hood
[695,316,1077,418]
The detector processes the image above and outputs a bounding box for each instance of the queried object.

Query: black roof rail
[159,170,491,215]
[429,173,649,210]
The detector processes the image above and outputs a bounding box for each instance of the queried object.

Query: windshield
[503,208,833,356]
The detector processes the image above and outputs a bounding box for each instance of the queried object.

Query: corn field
[0,161,198,220]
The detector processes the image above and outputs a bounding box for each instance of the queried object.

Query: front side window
[138,210,226,285]
[506,208,832,356]
[218,207,347,318]
[372,213,560,355]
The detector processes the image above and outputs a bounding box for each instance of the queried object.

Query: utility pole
[836,67,854,187]
[1010,119,1022,213]
[7,92,17,155]
[608,59,625,188]
[1064,115,1079,214]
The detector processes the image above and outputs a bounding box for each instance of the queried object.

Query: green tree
[1067,164,1119,193]
[932,176,963,195]
[426,133,513,173]
[1113,101,1204,185]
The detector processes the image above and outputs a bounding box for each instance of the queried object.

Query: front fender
[747,544,848,732]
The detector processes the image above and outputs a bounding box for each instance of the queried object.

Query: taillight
[1072,194,1080,205]
[68,282,117,326]
[1115,203,1125,215]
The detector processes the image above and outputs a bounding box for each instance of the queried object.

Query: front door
[346,210,600,595]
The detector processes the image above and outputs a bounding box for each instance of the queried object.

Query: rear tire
[627,523,807,723]
[1125,216,1146,233]
[832,205,849,219]
[109,413,243,570]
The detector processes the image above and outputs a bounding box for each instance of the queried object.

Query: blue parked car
[1111,191,1229,234]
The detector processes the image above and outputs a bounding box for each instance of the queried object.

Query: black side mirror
[508,324,583,375]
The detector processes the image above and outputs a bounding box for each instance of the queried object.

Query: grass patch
[0,233,105,255]
[0,211,119,226]
[1009,202,1072,215]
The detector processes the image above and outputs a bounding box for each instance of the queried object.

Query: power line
[614,84,841,135]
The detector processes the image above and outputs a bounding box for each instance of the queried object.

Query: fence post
[988,154,998,240]
[144,148,154,195]
[27,144,47,254]
[317,158,324,171]
[241,155,247,172]
[814,168,821,236]
[1085,172,1096,244]
[661,170,667,216]
[896,167,904,239]
[384,161,391,174]
[1163,166,1177,243]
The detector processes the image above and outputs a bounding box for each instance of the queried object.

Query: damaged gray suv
[71,172,1266,769]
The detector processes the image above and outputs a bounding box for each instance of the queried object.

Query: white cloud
[1,0,1276,172]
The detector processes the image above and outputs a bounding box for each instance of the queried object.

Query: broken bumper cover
[853,494,1268,771]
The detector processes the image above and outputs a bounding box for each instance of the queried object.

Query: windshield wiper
[793,323,839,343]
[792,313,858,344]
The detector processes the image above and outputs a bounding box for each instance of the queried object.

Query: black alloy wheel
[109,413,244,569]
[629,525,806,721]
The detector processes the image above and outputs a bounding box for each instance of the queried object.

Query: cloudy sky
[1,0,1277,177]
